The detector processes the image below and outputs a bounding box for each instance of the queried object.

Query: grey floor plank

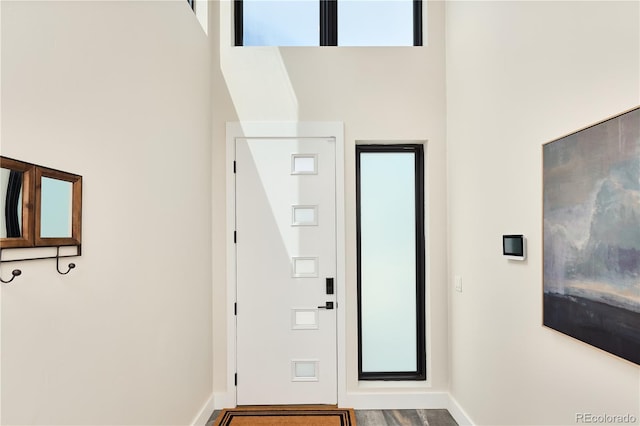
[382,409,428,425]
[356,410,388,425]
[421,409,458,426]
[357,409,458,426]
[205,409,220,426]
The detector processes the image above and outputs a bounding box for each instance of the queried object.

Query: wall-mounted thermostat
[503,235,526,260]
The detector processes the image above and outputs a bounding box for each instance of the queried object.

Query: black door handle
[317,301,334,310]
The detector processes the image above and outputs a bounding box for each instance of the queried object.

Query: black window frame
[356,144,426,381]
[234,0,423,47]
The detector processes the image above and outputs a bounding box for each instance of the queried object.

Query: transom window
[235,0,423,47]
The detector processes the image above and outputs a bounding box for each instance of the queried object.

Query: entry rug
[214,406,356,426]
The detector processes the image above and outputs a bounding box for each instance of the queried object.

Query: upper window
[235,0,423,47]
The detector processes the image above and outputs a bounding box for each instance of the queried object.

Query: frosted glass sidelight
[291,154,317,174]
[292,360,318,381]
[360,152,417,373]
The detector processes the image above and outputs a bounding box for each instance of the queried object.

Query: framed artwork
[543,107,640,365]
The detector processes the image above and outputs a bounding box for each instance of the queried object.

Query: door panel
[235,137,337,405]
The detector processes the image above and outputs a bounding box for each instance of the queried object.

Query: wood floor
[356,409,458,425]
[207,408,458,425]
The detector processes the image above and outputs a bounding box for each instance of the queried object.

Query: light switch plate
[455,275,462,292]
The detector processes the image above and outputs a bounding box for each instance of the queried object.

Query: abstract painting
[543,107,640,365]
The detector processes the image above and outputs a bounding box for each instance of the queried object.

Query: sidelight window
[356,144,426,380]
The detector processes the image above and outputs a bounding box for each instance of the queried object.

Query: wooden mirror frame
[34,166,82,247]
[0,156,82,248]
[0,157,35,248]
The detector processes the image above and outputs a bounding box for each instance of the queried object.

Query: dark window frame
[234,0,423,47]
[356,144,426,381]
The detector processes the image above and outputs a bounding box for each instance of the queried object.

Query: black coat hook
[0,268,21,283]
[56,247,76,275]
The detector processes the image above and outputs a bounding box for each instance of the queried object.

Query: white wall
[0,2,213,424]
[5,1,637,423]
[446,1,640,425]
[210,0,450,405]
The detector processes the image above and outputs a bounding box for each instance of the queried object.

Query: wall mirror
[0,157,34,248]
[35,166,82,246]
[0,156,82,248]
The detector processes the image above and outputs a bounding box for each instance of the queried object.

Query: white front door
[235,137,337,405]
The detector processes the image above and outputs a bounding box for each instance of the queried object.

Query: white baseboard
[214,391,236,410]
[343,391,475,425]
[447,394,475,426]
[342,391,450,410]
[191,393,216,426]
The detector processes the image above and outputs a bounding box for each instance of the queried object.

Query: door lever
[317,301,334,310]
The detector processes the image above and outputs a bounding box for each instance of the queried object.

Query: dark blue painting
[543,107,640,365]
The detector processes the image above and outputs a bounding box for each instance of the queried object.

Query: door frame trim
[225,122,345,407]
